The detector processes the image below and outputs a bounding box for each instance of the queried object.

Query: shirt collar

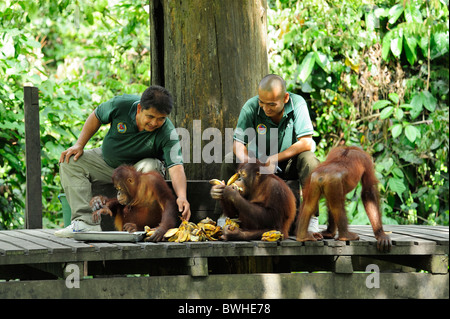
[129,101,139,129]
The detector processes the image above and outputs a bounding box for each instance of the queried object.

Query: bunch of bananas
[145,218,284,242]
[261,230,284,242]
[224,217,240,231]
[158,217,223,243]
[209,173,243,193]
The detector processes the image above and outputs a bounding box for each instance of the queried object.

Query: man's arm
[269,135,314,163]
[264,135,314,172]
[168,164,191,221]
[59,111,101,163]
[233,140,252,163]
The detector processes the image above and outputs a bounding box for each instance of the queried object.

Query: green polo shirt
[233,92,314,159]
[94,94,183,168]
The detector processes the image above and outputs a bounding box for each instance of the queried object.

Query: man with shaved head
[212,74,320,231]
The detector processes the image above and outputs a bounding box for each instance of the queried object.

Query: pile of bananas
[144,218,283,242]
[261,230,284,242]
[209,173,243,193]
[158,217,223,242]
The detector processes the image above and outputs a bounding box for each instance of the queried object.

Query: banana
[261,230,284,242]
[177,229,190,243]
[209,179,225,185]
[225,218,240,230]
[201,223,217,232]
[164,228,179,238]
[150,216,228,243]
[144,225,157,237]
[226,173,240,185]
[199,217,216,225]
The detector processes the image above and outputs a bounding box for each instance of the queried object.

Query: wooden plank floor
[0,225,447,266]
[0,225,448,299]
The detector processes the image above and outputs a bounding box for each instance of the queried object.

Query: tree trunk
[150,0,268,179]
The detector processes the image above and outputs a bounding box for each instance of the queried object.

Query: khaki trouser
[59,148,165,225]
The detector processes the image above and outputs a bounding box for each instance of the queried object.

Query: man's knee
[296,151,319,171]
[296,151,319,186]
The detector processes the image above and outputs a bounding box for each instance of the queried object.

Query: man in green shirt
[55,85,190,238]
[211,74,320,230]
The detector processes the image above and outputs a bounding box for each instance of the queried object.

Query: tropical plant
[0,0,149,229]
[268,0,449,225]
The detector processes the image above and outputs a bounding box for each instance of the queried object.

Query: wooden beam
[24,86,42,229]
[0,273,448,299]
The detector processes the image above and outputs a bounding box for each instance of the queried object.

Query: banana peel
[224,217,240,231]
[150,217,224,243]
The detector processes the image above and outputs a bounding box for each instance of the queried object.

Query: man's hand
[177,196,191,221]
[261,154,279,174]
[60,144,84,163]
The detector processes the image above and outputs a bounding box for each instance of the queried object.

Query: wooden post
[150,0,269,179]
[24,86,42,229]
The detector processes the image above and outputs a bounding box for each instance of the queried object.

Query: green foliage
[0,0,149,229]
[0,0,448,229]
[268,0,449,225]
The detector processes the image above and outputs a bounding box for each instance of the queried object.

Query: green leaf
[404,34,417,65]
[390,35,403,58]
[395,108,404,120]
[372,99,391,110]
[404,3,423,24]
[389,92,399,104]
[410,93,423,119]
[298,52,315,83]
[382,31,392,60]
[379,157,394,172]
[388,177,407,195]
[430,32,449,59]
[405,125,419,143]
[314,51,331,73]
[391,124,403,138]
[380,106,394,120]
[388,4,404,24]
[422,91,437,112]
[392,167,404,178]
[365,11,377,30]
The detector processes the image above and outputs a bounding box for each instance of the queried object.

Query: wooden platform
[0,224,448,299]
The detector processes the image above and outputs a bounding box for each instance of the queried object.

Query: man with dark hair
[56,85,190,238]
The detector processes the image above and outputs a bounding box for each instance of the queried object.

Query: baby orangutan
[90,165,178,242]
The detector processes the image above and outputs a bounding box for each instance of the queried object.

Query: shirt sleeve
[292,95,314,138]
[233,97,258,145]
[160,121,184,168]
[94,97,116,124]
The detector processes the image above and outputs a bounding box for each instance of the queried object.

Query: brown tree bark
[150,0,268,179]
